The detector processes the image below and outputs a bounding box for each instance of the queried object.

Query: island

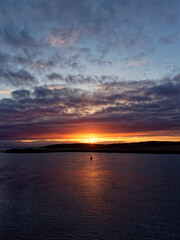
[3,141,180,154]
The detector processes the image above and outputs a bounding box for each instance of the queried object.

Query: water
[0,152,179,240]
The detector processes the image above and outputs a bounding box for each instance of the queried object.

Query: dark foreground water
[0,152,179,240]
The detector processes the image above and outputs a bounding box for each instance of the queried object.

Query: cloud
[14,56,55,70]
[0,68,36,86]
[159,32,180,45]
[127,59,147,67]
[47,73,63,81]
[46,28,80,47]
[11,89,31,100]
[2,27,40,57]
[0,89,12,94]
[46,74,119,85]
[0,0,178,90]
[160,36,172,45]
[125,53,148,67]
[0,74,180,140]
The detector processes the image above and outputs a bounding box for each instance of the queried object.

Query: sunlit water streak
[0,152,180,240]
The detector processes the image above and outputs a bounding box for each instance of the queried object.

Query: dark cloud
[47,73,63,80]
[3,28,36,48]
[14,56,55,69]
[46,74,119,85]
[0,52,10,63]
[12,89,31,100]
[0,68,36,86]
[0,74,180,140]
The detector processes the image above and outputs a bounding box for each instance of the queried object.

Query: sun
[89,138,96,144]
[78,134,99,144]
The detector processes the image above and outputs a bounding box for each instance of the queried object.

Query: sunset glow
[18,132,180,147]
[0,0,180,147]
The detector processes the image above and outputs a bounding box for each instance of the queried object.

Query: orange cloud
[0,89,12,94]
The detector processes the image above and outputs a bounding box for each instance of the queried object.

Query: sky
[0,0,180,147]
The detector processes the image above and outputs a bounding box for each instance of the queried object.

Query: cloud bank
[0,74,180,141]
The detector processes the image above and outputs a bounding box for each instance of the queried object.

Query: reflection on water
[0,152,180,239]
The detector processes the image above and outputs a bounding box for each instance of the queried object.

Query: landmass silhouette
[3,141,180,154]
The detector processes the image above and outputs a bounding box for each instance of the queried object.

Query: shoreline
[3,141,180,154]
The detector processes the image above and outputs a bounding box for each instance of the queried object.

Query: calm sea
[0,152,179,240]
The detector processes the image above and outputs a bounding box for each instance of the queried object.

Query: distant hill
[3,141,180,154]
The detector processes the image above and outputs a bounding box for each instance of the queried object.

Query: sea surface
[0,152,179,240]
